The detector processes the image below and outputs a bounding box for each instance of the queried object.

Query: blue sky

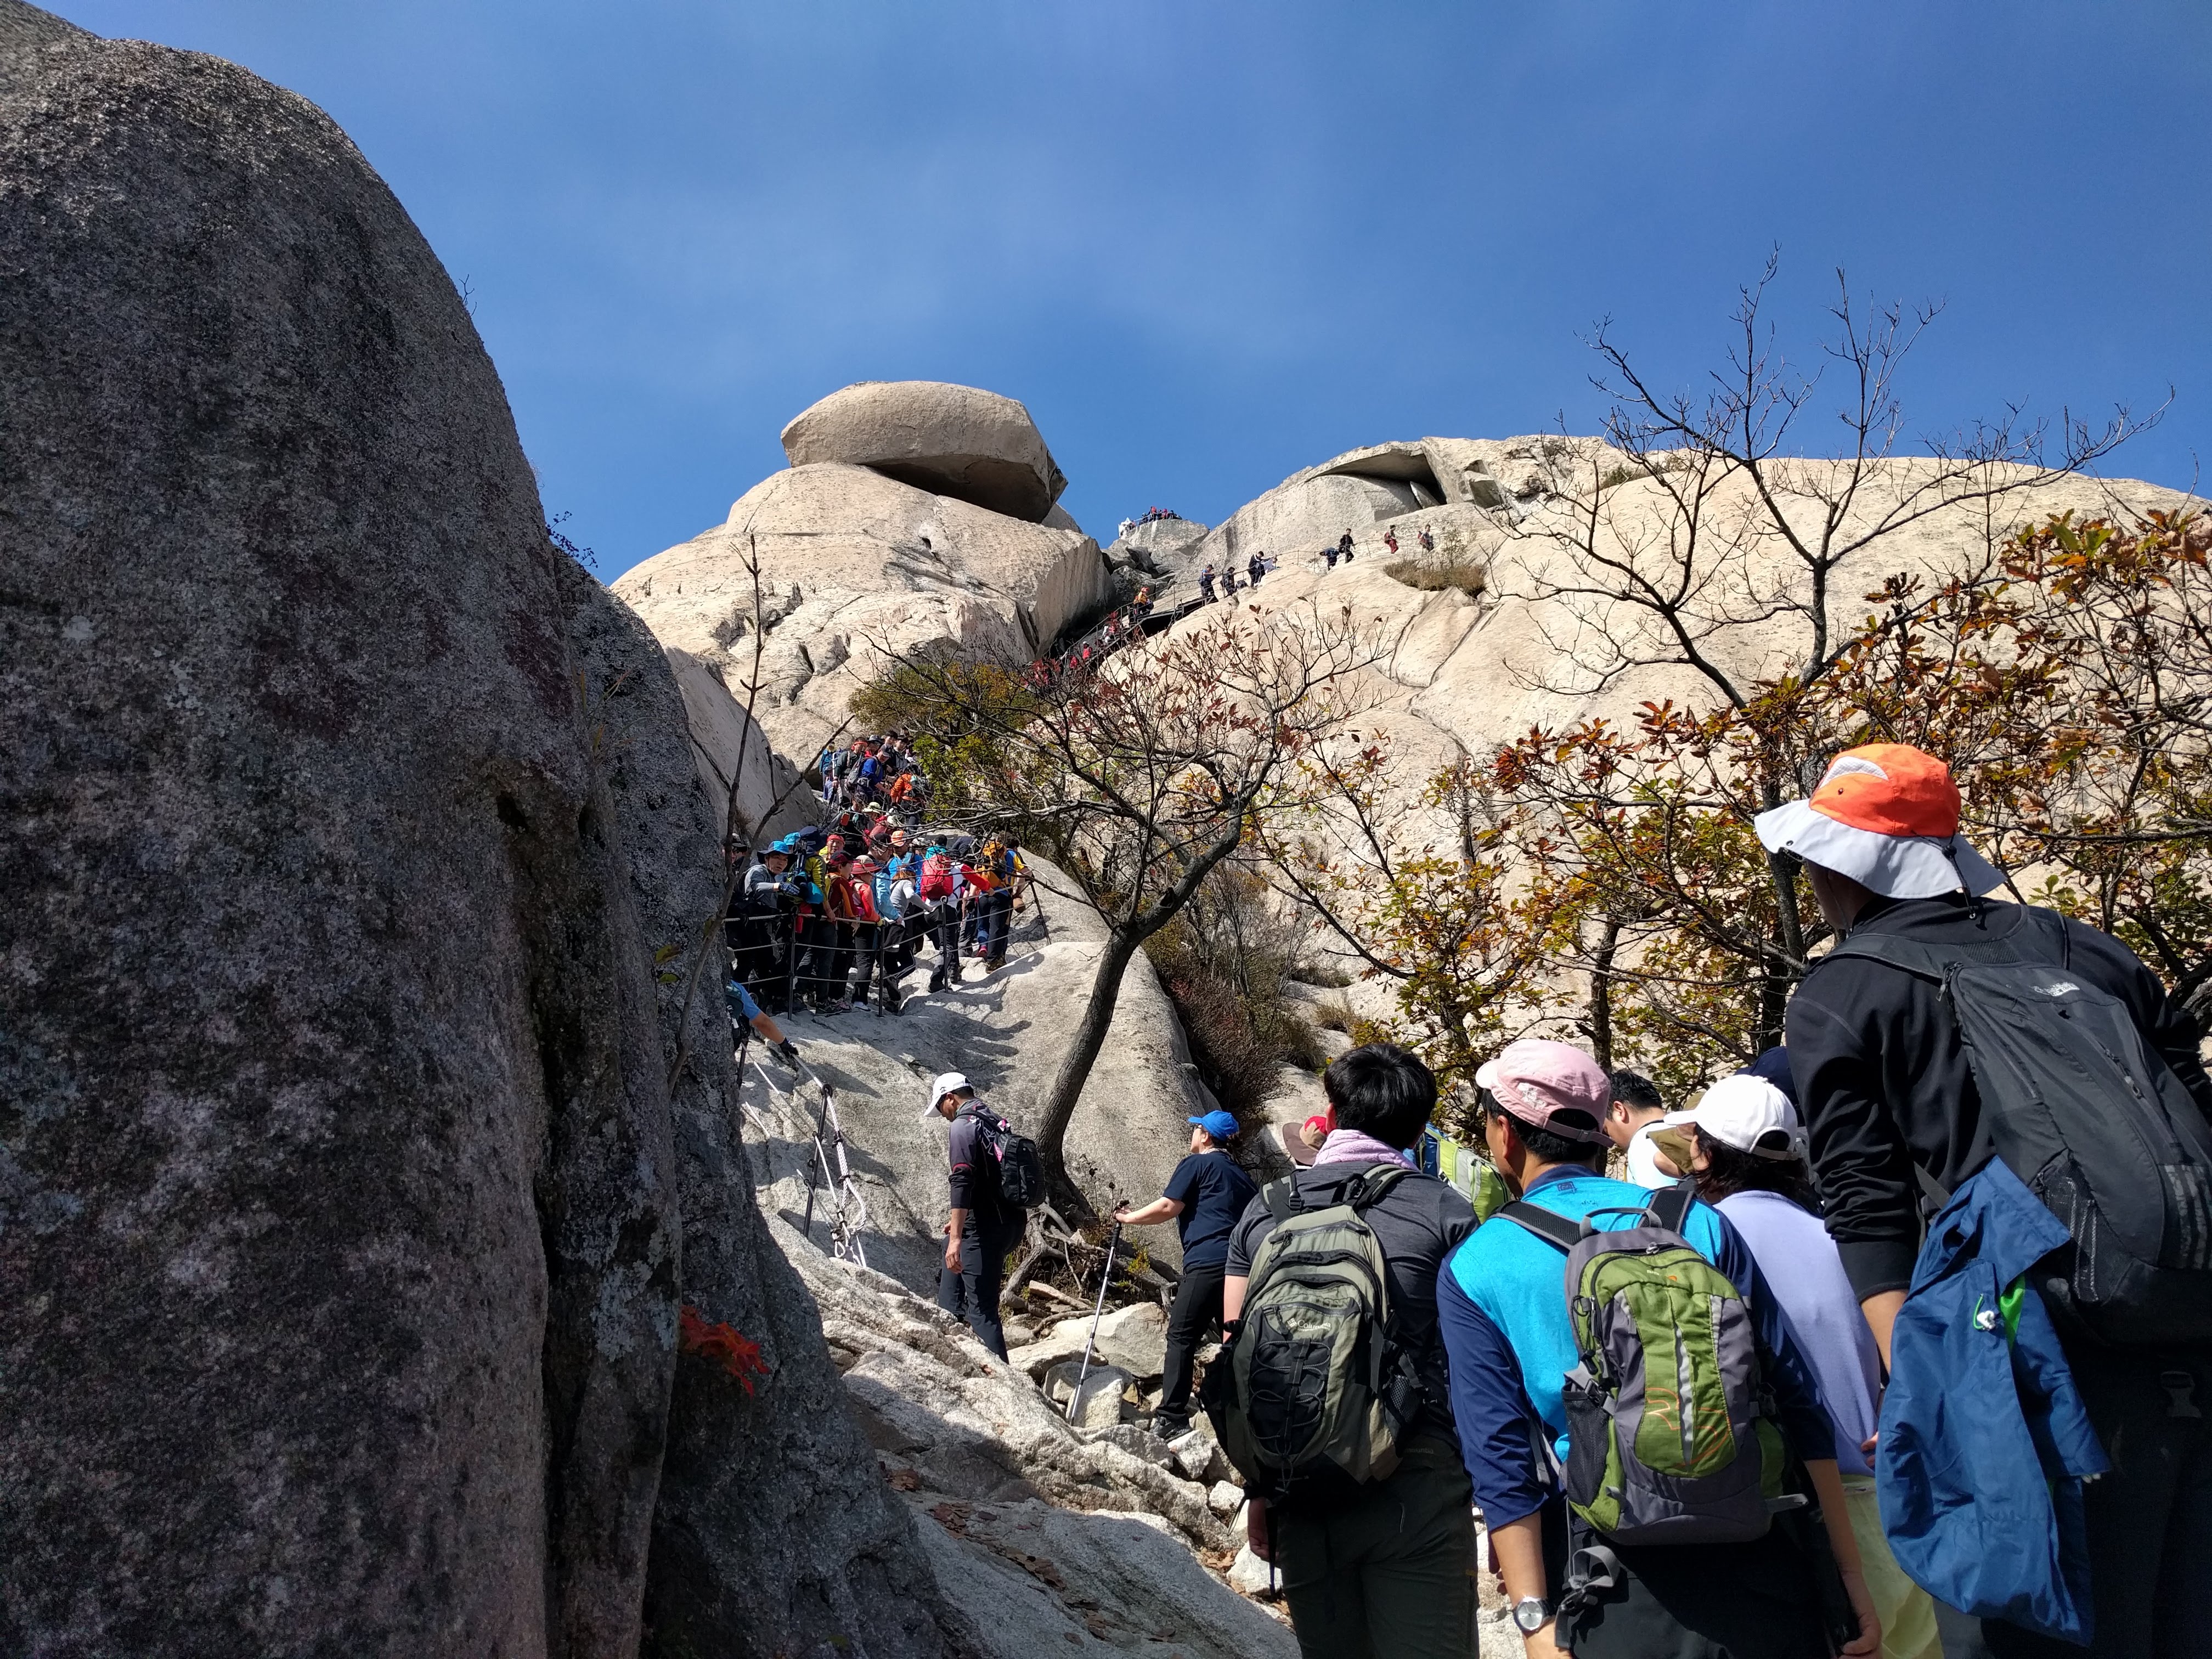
[60,1,2212,579]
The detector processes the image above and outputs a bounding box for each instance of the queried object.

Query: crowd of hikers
[913,742,2209,1659]
[724,733,1031,1015]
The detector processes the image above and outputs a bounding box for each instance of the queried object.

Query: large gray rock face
[557,563,955,1659]
[782,381,1069,523]
[0,10,681,1655]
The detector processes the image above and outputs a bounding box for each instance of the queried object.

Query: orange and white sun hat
[1754,743,2004,899]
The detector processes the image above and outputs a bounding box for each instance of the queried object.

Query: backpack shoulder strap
[1820,928,1953,982]
[1497,1200,1584,1254]
[1825,904,2073,981]
[1645,1178,1696,1234]
[1346,1164,1410,1210]
[1262,1175,1299,1226]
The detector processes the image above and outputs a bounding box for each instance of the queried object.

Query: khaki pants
[1272,1435,1475,1659]
[1843,1477,1942,1659]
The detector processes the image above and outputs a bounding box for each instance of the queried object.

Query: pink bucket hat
[1475,1040,1614,1146]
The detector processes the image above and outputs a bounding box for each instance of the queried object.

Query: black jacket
[1788,895,2212,1300]
[945,1103,1008,1228]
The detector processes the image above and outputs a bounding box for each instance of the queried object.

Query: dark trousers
[937,1212,1024,1361]
[926,904,961,986]
[1936,1347,2212,1658]
[1158,1261,1225,1425]
[729,915,774,996]
[807,921,850,1004]
[845,922,885,1002]
[983,890,1014,963]
[1553,1508,1833,1657]
[1274,1434,1475,1659]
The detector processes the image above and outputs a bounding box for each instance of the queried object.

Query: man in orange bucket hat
[1767,743,2212,1658]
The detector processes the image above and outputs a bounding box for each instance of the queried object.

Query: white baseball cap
[1649,1074,1807,1170]
[919,1071,973,1121]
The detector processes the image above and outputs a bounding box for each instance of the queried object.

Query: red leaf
[679,1304,771,1394]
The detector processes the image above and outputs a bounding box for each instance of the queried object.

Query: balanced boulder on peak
[781,379,1070,523]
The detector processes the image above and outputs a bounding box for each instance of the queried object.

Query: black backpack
[1826,906,2212,1346]
[962,1105,1047,1210]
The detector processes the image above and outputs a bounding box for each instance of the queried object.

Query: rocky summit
[618,450,1110,768]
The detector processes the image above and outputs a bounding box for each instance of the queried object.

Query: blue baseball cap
[1188,1110,1240,1141]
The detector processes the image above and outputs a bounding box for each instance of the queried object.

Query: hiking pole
[1066,1219,1124,1424]
[1026,871,1051,946]
[792,1055,870,1271]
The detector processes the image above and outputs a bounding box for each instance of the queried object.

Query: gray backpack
[1825,908,2212,1347]
[1501,1184,1790,1545]
[1205,1166,1423,1499]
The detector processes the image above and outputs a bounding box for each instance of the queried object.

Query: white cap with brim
[1753,798,2005,900]
[1649,1075,1808,1171]
[919,1071,972,1121]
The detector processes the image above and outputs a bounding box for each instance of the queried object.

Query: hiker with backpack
[1112,1108,1259,1440]
[1210,1044,1478,1658]
[1649,1072,1941,1659]
[842,856,898,1012]
[975,839,1025,972]
[920,1071,1037,1359]
[1437,1038,1881,1659]
[1762,743,2212,1657]
[736,840,803,1008]
[916,846,963,991]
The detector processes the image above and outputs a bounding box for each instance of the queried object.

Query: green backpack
[1499,1183,1791,1544]
[1205,1166,1424,1499]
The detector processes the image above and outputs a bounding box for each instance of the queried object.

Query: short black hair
[1478,1091,1607,1170]
[1691,1127,1820,1212]
[1610,1069,1664,1113]
[1323,1043,1436,1150]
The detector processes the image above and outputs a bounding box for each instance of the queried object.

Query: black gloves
[775,1039,800,1066]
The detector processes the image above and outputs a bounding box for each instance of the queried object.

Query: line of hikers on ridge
[1193,523,1438,602]
[1049,515,1453,672]
[912,742,2211,1659]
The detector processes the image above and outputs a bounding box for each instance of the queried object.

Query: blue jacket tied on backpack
[1878,1158,2108,1645]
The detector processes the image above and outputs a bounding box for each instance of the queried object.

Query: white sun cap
[1650,1074,1808,1169]
[1753,744,2005,900]
[919,1071,973,1121]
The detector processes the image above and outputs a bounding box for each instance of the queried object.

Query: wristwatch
[1512,1596,1555,1635]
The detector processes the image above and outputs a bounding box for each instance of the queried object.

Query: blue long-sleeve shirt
[1436,1166,1840,1526]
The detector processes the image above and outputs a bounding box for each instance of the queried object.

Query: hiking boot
[1151,1413,1192,1440]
